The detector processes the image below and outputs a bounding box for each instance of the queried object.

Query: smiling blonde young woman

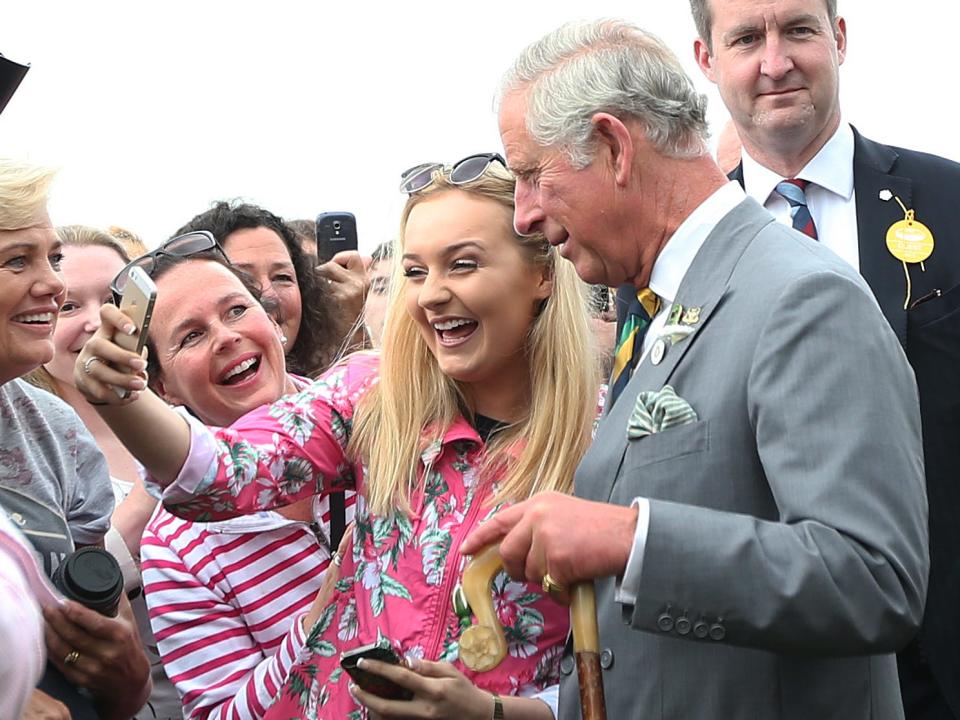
[76,157,599,719]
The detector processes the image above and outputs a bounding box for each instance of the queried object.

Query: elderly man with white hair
[463,19,927,720]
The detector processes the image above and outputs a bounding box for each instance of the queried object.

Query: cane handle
[459,544,509,672]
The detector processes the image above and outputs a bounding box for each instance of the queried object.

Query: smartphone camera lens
[333,221,342,231]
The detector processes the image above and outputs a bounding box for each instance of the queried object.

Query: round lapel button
[650,339,666,366]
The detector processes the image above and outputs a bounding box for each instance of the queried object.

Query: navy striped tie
[775,179,818,240]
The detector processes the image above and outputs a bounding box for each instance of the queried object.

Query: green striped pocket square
[627,385,698,440]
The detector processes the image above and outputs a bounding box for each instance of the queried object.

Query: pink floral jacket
[152,353,568,719]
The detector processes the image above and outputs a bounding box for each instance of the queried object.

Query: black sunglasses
[399,153,507,195]
[110,230,227,301]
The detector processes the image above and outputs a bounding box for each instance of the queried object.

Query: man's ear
[835,16,847,66]
[694,38,717,82]
[591,113,634,187]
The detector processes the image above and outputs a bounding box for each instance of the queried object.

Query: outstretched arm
[75,303,366,521]
[74,303,191,484]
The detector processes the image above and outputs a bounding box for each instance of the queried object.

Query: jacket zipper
[424,467,490,661]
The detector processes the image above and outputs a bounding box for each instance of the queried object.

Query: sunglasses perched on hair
[110,230,227,301]
[399,152,507,195]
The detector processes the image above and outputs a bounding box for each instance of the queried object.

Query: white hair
[500,19,709,168]
[0,158,56,230]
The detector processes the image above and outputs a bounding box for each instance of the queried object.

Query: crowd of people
[1,1,957,719]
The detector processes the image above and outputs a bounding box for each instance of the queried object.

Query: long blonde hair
[349,167,598,516]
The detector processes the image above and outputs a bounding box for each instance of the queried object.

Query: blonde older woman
[0,158,151,719]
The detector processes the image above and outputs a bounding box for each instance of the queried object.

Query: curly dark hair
[174,201,340,375]
[285,218,317,258]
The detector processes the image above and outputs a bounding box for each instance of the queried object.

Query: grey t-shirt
[0,379,114,577]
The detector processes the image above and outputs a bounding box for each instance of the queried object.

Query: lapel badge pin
[680,306,701,326]
[881,190,935,309]
[650,338,667,366]
[667,303,684,326]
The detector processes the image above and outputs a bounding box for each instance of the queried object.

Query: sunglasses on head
[110,230,227,302]
[399,152,507,195]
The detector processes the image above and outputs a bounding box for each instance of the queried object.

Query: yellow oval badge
[886,219,934,264]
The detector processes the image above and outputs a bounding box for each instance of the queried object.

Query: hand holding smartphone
[339,643,413,701]
[113,266,157,398]
[316,211,358,263]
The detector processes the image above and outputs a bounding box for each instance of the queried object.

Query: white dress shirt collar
[741,121,855,204]
[648,180,746,305]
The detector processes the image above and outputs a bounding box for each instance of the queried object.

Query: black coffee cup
[51,547,123,617]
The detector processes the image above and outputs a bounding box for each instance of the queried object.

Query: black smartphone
[315,211,358,262]
[339,643,413,701]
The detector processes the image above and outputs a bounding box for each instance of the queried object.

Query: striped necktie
[609,288,660,408]
[775,178,818,240]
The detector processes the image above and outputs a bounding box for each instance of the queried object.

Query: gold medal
[882,194,936,309]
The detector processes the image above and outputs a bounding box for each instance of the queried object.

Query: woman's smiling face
[401,190,552,394]
[0,211,65,384]
[46,244,127,388]
[222,227,302,352]
[148,260,289,427]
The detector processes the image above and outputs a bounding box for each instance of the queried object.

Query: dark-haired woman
[175,201,365,377]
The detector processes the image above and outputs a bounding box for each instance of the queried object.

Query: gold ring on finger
[541,572,566,596]
[64,650,80,665]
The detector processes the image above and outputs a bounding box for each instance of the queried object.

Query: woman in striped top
[125,246,356,719]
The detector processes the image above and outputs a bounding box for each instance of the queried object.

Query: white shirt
[741,122,860,271]
[617,180,747,606]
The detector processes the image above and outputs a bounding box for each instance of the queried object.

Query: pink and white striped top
[141,493,354,720]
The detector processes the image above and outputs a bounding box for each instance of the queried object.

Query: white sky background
[1,1,956,252]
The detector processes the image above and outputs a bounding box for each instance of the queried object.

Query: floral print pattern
[158,355,567,719]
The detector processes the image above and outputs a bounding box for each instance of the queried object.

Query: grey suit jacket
[558,198,928,720]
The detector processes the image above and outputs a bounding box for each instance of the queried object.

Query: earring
[279,334,288,345]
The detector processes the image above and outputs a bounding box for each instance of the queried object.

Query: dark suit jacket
[727,128,960,715]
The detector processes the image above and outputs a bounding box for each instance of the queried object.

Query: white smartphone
[113,266,157,397]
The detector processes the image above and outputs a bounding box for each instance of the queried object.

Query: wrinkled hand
[20,689,71,720]
[316,251,369,334]
[302,522,355,633]
[43,595,151,712]
[351,658,492,720]
[73,303,147,406]
[459,491,639,589]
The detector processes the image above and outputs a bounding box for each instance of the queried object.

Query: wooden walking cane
[459,545,607,720]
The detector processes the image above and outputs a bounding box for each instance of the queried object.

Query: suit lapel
[852,128,910,347]
[589,199,775,503]
[633,198,772,389]
[733,133,910,346]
